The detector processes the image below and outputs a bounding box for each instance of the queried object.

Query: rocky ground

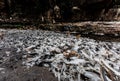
[0,29,120,81]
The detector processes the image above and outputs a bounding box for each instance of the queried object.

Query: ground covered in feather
[0,29,120,81]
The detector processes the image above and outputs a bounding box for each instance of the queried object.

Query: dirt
[0,47,58,81]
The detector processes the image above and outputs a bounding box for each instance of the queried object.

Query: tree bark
[4,0,10,18]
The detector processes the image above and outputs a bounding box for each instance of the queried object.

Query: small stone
[5,51,11,56]
[0,68,4,71]
[27,58,33,63]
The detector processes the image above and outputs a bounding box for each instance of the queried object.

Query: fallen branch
[101,60,120,81]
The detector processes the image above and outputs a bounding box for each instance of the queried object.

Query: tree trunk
[4,0,10,18]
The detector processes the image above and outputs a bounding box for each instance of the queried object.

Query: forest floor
[0,29,120,81]
[0,29,58,81]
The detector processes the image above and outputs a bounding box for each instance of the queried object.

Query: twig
[100,66,107,81]
[101,60,120,78]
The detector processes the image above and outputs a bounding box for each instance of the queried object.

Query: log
[39,21,120,35]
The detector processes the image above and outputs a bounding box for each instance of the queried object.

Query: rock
[63,50,79,58]
[5,51,11,57]
[0,68,4,71]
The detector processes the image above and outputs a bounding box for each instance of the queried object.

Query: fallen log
[39,21,120,36]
